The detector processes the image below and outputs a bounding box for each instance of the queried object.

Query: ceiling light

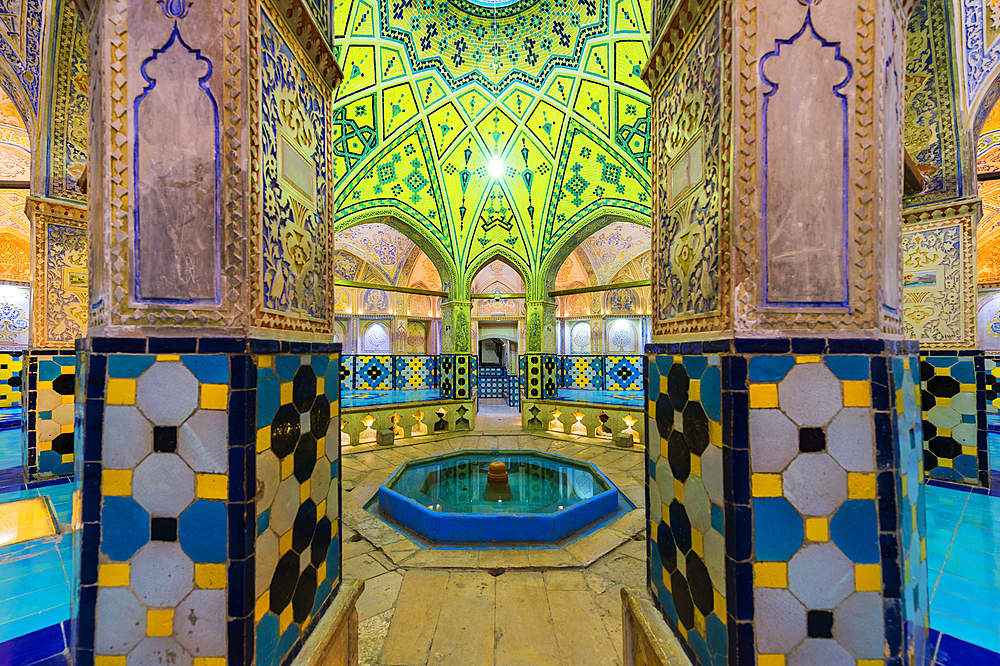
[488,155,504,179]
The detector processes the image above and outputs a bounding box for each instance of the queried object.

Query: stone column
[439,300,475,404]
[642,0,926,664]
[72,1,350,665]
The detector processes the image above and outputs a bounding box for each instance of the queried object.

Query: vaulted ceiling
[331,0,652,295]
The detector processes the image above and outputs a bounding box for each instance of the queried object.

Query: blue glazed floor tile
[936,572,1000,609]
[931,621,1000,663]
[931,590,1000,631]
[0,621,67,666]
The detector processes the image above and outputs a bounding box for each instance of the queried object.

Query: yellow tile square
[257,426,271,453]
[317,377,325,396]
[98,563,130,587]
[934,366,950,376]
[317,438,326,459]
[279,604,295,633]
[103,469,132,496]
[280,381,293,405]
[279,529,293,554]
[938,458,953,468]
[197,473,228,500]
[691,529,703,557]
[259,356,272,368]
[690,454,701,478]
[937,396,951,408]
[106,378,136,405]
[201,384,228,410]
[300,479,311,503]
[848,472,876,499]
[714,590,726,620]
[749,384,779,409]
[843,380,871,407]
[709,420,722,447]
[281,455,294,479]
[859,661,884,666]
[689,379,701,403]
[94,657,127,666]
[674,479,684,503]
[318,561,327,582]
[194,659,227,666]
[156,354,180,361]
[961,445,977,456]
[754,562,787,588]
[318,499,327,519]
[60,423,74,434]
[752,473,782,498]
[255,590,270,623]
[195,563,226,589]
[805,517,828,542]
[147,609,173,637]
[856,564,881,591]
[758,656,785,666]
[796,356,821,364]
[61,452,74,464]
[960,383,976,393]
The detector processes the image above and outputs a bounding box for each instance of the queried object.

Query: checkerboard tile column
[24,349,76,481]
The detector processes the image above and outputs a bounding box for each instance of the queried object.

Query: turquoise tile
[937,572,1000,609]
[106,354,156,379]
[823,355,870,380]
[942,557,1000,589]
[932,590,1000,630]
[181,354,229,384]
[0,603,71,644]
[930,612,1000,652]
[747,356,795,382]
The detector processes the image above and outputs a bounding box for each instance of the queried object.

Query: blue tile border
[929,628,1000,665]
[0,620,70,666]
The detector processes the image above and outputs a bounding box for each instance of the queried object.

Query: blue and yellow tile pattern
[25,351,76,480]
[606,355,642,391]
[393,355,438,390]
[255,353,341,666]
[0,352,23,408]
[921,353,987,487]
[355,355,392,390]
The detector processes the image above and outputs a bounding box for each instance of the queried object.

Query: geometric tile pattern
[25,351,76,480]
[746,354,892,665]
[606,355,642,391]
[255,353,341,666]
[355,355,392,390]
[76,339,344,666]
[523,354,558,400]
[646,342,927,666]
[985,357,1000,415]
[560,355,604,391]
[921,353,987,487]
[339,355,355,392]
[394,355,438,390]
[0,351,23,407]
[647,354,726,666]
[89,355,232,666]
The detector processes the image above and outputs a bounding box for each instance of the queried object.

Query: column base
[645,338,928,666]
[75,337,343,666]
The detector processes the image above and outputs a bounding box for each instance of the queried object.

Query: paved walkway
[341,430,646,666]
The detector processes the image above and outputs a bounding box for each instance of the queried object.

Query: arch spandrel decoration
[331,0,652,300]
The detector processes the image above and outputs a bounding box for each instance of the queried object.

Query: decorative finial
[158,0,191,20]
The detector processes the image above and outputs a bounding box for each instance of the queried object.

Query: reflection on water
[388,451,611,514]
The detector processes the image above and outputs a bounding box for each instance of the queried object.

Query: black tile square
[807,610,834,638]
[799,427,826,452]
[151,517,177,542]
[153,426,177,453]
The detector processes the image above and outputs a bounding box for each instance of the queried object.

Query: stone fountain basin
[377,449,621,543]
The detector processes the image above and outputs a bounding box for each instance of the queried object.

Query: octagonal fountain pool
[376,450,621,543]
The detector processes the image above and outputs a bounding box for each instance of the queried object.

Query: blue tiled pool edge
[0,620,70,666]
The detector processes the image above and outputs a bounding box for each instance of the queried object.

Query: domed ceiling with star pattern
[330,0,652,298]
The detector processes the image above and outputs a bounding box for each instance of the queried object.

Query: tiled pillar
[73,0,345,664]
[441,301,472,354]
[23,197,88,482]
[642,0,926,663]
[899,203,988,488]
